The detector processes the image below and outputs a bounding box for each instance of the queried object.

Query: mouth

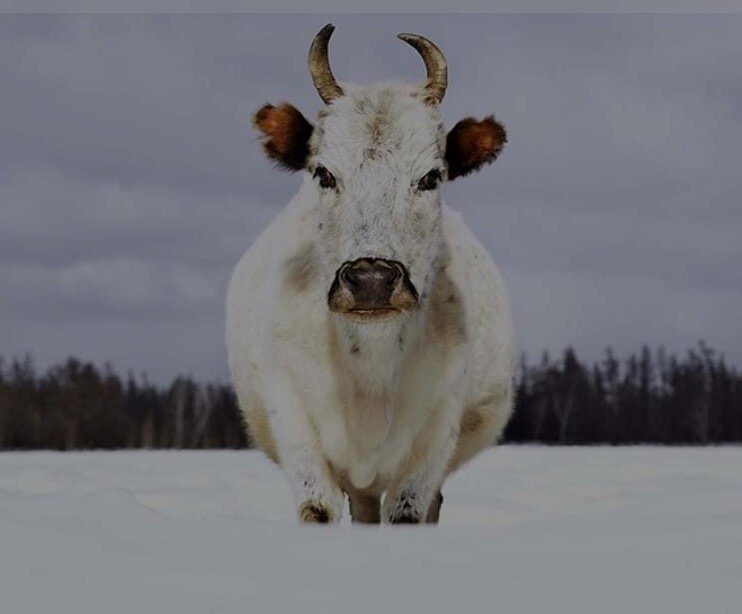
[344,307,402,322]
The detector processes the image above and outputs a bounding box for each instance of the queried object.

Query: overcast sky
[1,14,741,382]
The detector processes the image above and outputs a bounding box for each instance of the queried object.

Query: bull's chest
[316,394,423,491]
[308,352,446,491]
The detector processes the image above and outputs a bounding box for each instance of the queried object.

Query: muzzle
[328,257,419,320]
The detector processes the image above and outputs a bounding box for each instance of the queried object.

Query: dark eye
[313,165,336,189]
[417,169,441,192]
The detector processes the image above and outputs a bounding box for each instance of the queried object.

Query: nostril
[340,264,360,287]
[385,266,401,287]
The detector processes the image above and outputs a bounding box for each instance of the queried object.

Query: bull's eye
[417,169,441,192]
[313,165,336,189]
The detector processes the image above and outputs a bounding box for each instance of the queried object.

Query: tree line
[506,343,742,444]
[0,356,246,450]
[0,343,740,450]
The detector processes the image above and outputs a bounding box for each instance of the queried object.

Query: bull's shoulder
[228,190,319,302]
[439,205,513,388]
[440,205,509,316]
[226,190,322,363]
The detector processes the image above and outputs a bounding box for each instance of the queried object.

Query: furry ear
[253,103,314,171]
[445,115,507,180]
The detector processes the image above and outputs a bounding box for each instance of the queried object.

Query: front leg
[286,443,344,523]
[264,373,344,523]
[382,412,458,525]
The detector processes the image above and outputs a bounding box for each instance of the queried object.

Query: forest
[1,342,740,450]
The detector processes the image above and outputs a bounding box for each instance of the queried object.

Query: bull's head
[254,25,506,323]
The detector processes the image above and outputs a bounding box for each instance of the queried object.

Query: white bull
[227,25,513,524]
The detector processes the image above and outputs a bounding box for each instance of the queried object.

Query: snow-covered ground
[1,447,740,613]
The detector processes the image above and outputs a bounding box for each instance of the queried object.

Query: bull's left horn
[308,23,344,104]
[397,32,448,105]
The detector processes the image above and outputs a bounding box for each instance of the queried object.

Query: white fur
[227,83,513,523]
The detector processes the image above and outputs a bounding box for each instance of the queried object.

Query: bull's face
[253,25,507,323]
[314,87,445,322]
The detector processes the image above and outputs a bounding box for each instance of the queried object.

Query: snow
[1,447,740,613]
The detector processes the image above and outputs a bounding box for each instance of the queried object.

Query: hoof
[390,513,422,525]
[299,501,331,523]
[387,493,423,524]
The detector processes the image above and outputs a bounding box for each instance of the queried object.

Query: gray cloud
[1,14,741,380]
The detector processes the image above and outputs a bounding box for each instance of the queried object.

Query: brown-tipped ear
[253,103,314,171]
[445,115,507,180]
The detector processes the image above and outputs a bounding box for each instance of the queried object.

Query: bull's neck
[329,308,426,399]
[328,311,423,460]
[332,314,416,368]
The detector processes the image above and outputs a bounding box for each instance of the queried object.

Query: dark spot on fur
[284,242,317,293]
[350,343,360,355]
[428,266,467,347]
[348,329,360,348]
[461,409,484,434]
[389,492,422,524]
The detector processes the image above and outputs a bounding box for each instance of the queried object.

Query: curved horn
[308,24,344,104]
[397,33,448,104]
